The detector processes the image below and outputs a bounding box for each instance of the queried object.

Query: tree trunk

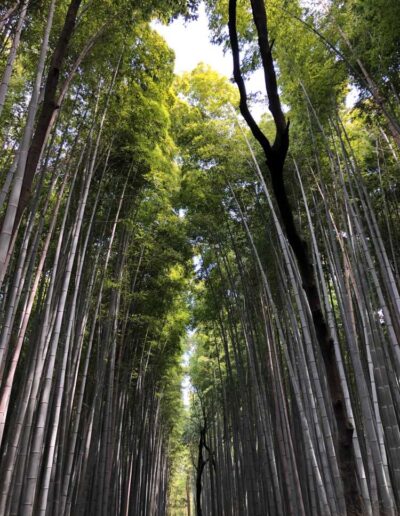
[0,0,56,286]
[228,0,362,512]
[14,0,83,238]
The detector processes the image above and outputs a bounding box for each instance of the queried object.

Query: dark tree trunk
[14,0,82,231]
[228,0,362,513]
[196,423,208,516]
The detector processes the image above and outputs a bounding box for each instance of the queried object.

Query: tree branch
[228,0,289,172]
[228,0,272,155]
[249,0,286,136]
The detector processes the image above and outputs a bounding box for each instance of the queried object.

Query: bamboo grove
[0,0,400,515]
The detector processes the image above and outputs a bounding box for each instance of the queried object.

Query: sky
[152,3,268,120]
[152,4,231,76]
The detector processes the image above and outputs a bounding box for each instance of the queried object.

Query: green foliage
[333,0,400,97]
[2,1,400,512]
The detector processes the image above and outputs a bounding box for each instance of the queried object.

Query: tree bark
[0,0,56,286]
[196,424,207,516]
[13,0,82,239]
[228,0,362,513]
